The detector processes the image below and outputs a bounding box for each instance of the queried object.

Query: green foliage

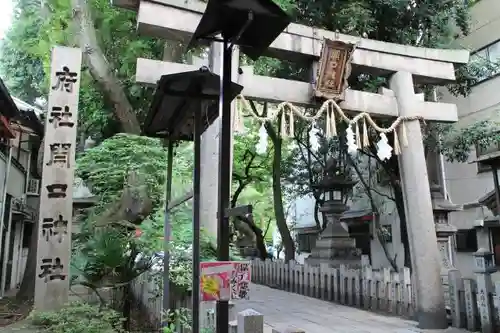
[72,226,138,286]
[76,133,167,208]
[0,0,45,103]
[29,302,125,333]
[139,208,218,291]
[72,135,167,294]
[162,308,191,333]
[0,0,164,140]
[426,120,500,162]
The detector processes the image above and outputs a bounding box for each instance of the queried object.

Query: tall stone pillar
[34,46,81,311]
[389,71,447,329]
[200,43,240,241]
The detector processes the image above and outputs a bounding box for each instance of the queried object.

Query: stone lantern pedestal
[306,200,361,268]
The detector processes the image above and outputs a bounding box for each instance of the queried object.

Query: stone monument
[34,46,82,311]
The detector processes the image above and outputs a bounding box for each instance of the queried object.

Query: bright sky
[0,0,14,40]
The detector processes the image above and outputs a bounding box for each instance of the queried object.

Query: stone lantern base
[306,201,361,267]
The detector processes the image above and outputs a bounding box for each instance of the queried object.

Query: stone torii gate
[112,0,468,328]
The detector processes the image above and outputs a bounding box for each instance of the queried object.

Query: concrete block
[237,309,264,333]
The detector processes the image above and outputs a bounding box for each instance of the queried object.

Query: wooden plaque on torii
[314,39,356,101]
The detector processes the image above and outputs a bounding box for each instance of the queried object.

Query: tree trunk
[394,183,411,268]
[265,122,295,262]
[71,0,141,134]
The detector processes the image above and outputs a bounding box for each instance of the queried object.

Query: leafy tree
[0,0,45,104]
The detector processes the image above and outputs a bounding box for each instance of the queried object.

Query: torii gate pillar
[390,71,447,329]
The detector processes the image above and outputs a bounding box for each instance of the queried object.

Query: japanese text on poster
[200,261,251,302]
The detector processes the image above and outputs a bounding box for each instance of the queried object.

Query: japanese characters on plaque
[34,46,82,311]
[314,39,356,101]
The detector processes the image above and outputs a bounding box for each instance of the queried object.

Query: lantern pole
[216,36,233,333]
[192,102,202,333]
[162,141,174,328]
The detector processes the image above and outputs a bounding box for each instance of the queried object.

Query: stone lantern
[306,157,360,267]
[472,248,496,333]
[425,150,460,275]
[474,248,496,274]
[430,183,460,269]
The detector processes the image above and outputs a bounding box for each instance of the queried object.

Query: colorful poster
[200,262,233,301]
[230,262,251,300]
[200,261,252,302]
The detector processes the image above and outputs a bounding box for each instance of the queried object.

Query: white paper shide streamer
[308,124,320,152]
[256,124,268,155]
[376,133,393,161]
[345,126,358,156]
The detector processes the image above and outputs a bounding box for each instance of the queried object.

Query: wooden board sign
[314,39,356,101]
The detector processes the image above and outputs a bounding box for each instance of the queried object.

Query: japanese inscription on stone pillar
[34,46,81,311]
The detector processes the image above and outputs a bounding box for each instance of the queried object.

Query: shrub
[29,302,125,333]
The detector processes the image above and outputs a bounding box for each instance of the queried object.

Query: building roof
[12,96,43,115]
[0,78,21,119]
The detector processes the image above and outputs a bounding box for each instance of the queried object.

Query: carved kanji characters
[41,218,54,241]
[46,184,68,199]
[41,214,68,243]
[51,66,78,93]
[49,106,75,129]
[46,143,71,168]
[38,257,66,282]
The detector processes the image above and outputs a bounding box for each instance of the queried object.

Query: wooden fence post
[319,263,329,300]
[362,264,372,310]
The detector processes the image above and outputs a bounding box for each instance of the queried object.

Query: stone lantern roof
[73,177,97,209]
[430,183,461,213]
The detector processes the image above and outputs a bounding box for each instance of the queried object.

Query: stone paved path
[234,284,469,333]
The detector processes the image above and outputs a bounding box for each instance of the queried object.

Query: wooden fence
[250,259,415,318]
[129,255,500,333]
